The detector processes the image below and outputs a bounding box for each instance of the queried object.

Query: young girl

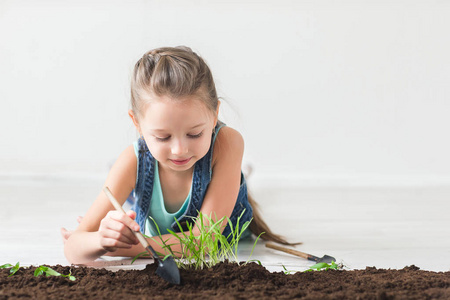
[64,46,292,264]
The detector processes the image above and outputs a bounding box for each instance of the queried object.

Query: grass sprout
[282,264,297,275]
[248,259,262,266]
[133,210,262,270]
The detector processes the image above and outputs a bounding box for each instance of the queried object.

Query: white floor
[1,178,449,273]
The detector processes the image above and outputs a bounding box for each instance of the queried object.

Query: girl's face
[131,94,218,174]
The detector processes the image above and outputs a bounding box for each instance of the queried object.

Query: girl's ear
[128,109,141,134]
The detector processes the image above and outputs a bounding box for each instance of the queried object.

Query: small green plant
[278,261,344,274]
[133,210,262,269]
[305,261,342,272]
[34,266,76,281]
[282,264,296,275]
[2,263,75,281]
[248,259,262,266]
[1,262,20,277]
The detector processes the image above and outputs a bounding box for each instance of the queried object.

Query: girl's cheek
[200,140,211,155]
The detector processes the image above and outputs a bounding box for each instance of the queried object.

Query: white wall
[1,0,450,188]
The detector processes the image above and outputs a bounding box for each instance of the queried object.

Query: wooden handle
[103,186,149,248]
[265,243,310,260]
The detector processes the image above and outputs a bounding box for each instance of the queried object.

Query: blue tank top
[128,121,253,241]
[132,142,191,236]
[146,161,191,236]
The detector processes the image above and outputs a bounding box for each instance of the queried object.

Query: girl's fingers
[126,210,137,222]
[107,211,140,240]
[98,211,140,248]
[102,222,139,245]
[100,238,134,252]
[107,211,140,232]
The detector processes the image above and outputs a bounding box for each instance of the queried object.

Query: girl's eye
[155,136,170,142]
[188,132,203,139]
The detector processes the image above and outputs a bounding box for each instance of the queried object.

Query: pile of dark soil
[1,262,449,299]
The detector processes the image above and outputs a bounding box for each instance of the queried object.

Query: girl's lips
[170,157,192,166]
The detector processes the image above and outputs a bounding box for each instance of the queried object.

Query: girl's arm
[64,145,192,263]
[198,126,245,231]
[64,145,141,264]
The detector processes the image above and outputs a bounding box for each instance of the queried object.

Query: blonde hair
[131,46,218,117]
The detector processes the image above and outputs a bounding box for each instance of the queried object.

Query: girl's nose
[171,139,188,155]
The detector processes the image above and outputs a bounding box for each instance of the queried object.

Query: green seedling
[248,259,262,266]
[280,261,344,274]
[132,210,262,270]
[34,266,76,281]
[282,264,296,275]
[0,263,13,269]
[2,263,75,281]
[1,262,20,277]
[305,261,341,272]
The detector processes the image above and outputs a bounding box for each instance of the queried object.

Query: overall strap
[212,120,226,145]
[132,137,155,232]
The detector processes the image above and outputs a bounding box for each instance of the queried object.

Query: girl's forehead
[141,95,214,127]
[148,95,211,113]
[147,93,209,109]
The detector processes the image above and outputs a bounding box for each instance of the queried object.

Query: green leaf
[1,263,13,269]
[282,264,295,275]
[9,262,20,277]
[34,268,44,277]
[306,261,340,272]
[33,266,76,281]
[131,251,150,264]
[248,259,262,266]
[308,262,330,271]
[43,267,61,277]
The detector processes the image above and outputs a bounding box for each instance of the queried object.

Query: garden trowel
[103,187,181,285]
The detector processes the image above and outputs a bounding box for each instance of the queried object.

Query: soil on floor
[1,262,449,299]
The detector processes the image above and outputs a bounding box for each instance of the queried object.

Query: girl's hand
[98,210,140,252]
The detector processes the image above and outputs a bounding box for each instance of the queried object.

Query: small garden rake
[266,243,336,263]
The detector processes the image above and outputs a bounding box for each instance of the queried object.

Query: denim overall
[129,122,253,240]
